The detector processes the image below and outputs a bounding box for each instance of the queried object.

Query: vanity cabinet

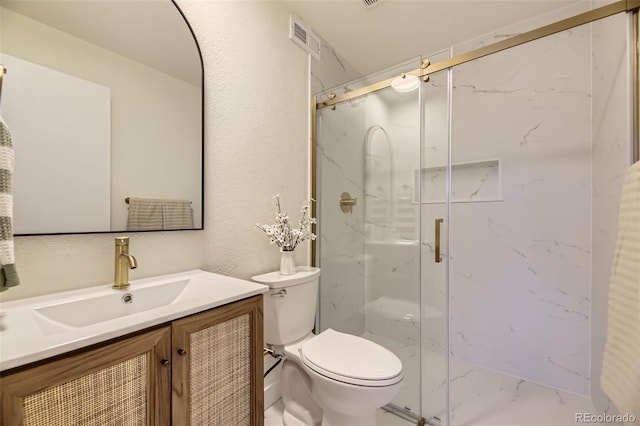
[1,326,172,425]
[171,295,264,425]
[0,295,264,426]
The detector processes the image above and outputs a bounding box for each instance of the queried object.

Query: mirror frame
[12,0,205,236]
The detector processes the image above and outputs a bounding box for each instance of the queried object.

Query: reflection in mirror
[0,0,203,234]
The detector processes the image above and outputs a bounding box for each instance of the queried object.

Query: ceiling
[286,0,582,76]
[2,0,583,85]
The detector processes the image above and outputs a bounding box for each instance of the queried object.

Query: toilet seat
[300,329,403,387]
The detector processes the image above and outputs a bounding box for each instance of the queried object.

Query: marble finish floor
[265,379,599,426]
[266,331,600,426]
[265,400,412,426]
[367,331,600,426]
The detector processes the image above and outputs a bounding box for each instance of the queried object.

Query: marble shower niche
[415,158,502,203]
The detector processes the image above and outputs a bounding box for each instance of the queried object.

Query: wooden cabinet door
[171,295,263,426]
[0,326,172,426]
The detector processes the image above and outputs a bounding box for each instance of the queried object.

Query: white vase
[280,250,296,275]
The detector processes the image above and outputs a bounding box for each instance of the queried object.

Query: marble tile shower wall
[447,25,592,395]
[317,101,368,336]
[313,40,368,336]
[364,95,421,242]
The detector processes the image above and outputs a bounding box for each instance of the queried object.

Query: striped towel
[161,200,194,230]
[0,115,19,292]
[126,197,193,231]
[601,161,640,418]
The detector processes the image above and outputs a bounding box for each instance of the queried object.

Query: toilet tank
[252,267,320,345]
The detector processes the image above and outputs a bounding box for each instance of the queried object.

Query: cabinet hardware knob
[161,359,170,367]
[177,349,187,356]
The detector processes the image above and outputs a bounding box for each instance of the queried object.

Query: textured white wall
[0,0,310,302]
[178,0,310,279]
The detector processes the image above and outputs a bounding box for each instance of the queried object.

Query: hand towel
[601,160,640,419]
[162,200,193,230]
[0,115,19,291]
[127,197,193,231]
[126,197,164,231]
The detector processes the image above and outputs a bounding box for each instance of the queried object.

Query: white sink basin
[36,279,189,328]
[0,269,269,371]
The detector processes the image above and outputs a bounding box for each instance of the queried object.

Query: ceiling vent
[289,16,321,60]
[362,0,384,8]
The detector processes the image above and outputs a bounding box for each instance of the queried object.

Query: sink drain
[122,293,134,304]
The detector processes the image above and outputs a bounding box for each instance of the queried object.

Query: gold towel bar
[125,197,192,205]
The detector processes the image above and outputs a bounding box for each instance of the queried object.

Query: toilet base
[281,360,323,426]
[321,410,376,426]
[283,410,311,426]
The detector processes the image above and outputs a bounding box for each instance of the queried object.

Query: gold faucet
[114,237,137,290]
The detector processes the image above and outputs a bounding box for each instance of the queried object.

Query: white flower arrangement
[256,194,316,251]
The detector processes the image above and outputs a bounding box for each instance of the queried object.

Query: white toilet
[253,267,403,426]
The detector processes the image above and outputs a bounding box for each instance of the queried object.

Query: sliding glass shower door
[314,58,450,424]
[419,63,451,425]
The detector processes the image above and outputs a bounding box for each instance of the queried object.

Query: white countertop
[0,270,268,372]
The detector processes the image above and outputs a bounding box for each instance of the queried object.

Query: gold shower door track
[315,0,639,111]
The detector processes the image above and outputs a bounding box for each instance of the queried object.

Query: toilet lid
[300,329,402,385]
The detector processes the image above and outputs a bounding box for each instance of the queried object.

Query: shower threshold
[382,403,432,426]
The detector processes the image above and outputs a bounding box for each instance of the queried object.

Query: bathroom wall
[178,0,310,278]
[590,12,632,415]
[0,7,202,232]
[440,5,631,398]
[316,76,421,336]
[0,0,310,301]
[316,97,368,335]
[447,22,592,396]
[311,33,360,95]
[312,33,367,334]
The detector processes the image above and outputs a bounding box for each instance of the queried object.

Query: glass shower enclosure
[313,8,634,425]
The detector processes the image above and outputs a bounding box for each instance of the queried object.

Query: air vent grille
[289,16,321,60]
[362,0,383,7]
[293,23,307,44]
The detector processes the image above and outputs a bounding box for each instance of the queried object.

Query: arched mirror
[0,0,203,235]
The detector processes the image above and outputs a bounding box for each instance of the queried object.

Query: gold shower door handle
[435,218,443,263]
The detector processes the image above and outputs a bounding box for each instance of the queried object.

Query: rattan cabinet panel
[0,327,172,426]
[172,295,264,426]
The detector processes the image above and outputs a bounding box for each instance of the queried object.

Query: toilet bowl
[252,267,403,426]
